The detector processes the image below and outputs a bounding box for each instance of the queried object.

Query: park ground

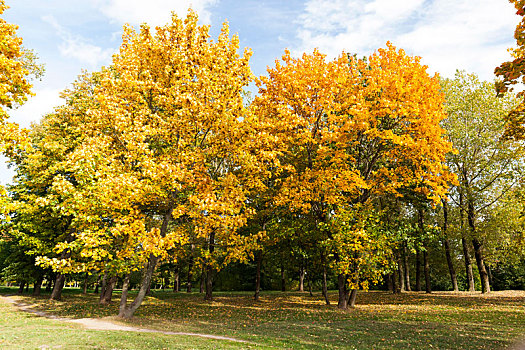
[0,288,524,349]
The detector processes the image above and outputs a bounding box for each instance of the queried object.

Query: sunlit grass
[2,287,525,349]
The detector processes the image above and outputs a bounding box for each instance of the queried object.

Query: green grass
[2,287,525,349]
[0,292,248,349]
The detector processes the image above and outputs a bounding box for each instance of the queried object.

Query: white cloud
[293,0,519,81]
[91,0,219,27]
[8,88,63,128]
[42,15,115,68]
[1,88,63,185]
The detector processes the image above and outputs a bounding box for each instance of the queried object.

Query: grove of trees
[1,1,525,320]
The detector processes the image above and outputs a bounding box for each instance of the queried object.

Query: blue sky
[0,0,520,184]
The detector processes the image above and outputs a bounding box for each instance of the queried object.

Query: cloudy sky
[0,0,520,184]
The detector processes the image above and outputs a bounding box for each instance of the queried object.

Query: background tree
[441,70,523,293]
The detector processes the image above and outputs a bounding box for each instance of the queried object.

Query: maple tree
[254,43,454,308]
[35,11,268,317]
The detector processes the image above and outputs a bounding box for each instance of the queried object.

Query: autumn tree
[0,0,42,214]
[254,43,453,309]
[39,11,268,318]
[4,71,100,300]
[441,70,523,293]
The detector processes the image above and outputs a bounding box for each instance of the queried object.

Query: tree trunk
[393,269,400,294]
[415,249,421,291]
[119,205,172,318]
[442,200,459,292]
[423,247,431,294]
[487,264,494,287]
[321,253,330,305]
[467,198,490,293]
[119,273,131,317]
[337,274,350,309]
[418,208,431,293]
[17,281,25,295]
[99,273,108,300]
[348,289,357,308]
[386,274,394,292]
[119,255,158,318]
[403,241,411,291]
[82,272,89,294]
[200,267,205,293]
[459,191,475,291]
[254,250,262,301]
[307,266,313,297]
[204,230,215,301]
[298,259,305,292]
[50,274,66,300]
[94,274,100,294]
[280,259,286,292]
[398,251,405,292]
[33,276,43,296]
[173,266,180,292]
[187,244,194,293]
[472,238,491,293]
[100,276,117,304]
[45,273,55,293]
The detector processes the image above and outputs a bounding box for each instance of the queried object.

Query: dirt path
[2,296,247,343]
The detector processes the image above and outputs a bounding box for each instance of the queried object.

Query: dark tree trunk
[100,276,117,304]
[321,253,330,305]
[462,236,475,291]
[94,274,100,294]
[337,274,350,309]
[119,274,131,317]
[307,265,313,297]
[472,238,491,293]
[45,273,55,293]
[423,247,431,294]
[393,269,400,294]
[467,199,490,293]
[415,249,421,291]
[50,274,66,300]
[204,230,215,301]
[442,200,459,292]
[99,273,108,300]
[386,274,394,292]
[398,251,405,292]
[403,242,411,291]
[17,281,25,295]
[187,244,194,293]
[280,259,286,292]
[459,191,475,291]
[173,266,180,292]
[200,267,205,293]
[33,276,43,296]
[254,250,262,301]
[298,259,305,292]
[348,289,357,308]
[418,207,431,293]
[82,272,89,294]
[50,240,72,301]
[119,205,172,318]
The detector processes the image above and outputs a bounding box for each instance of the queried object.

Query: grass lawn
[2,288,525,349]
